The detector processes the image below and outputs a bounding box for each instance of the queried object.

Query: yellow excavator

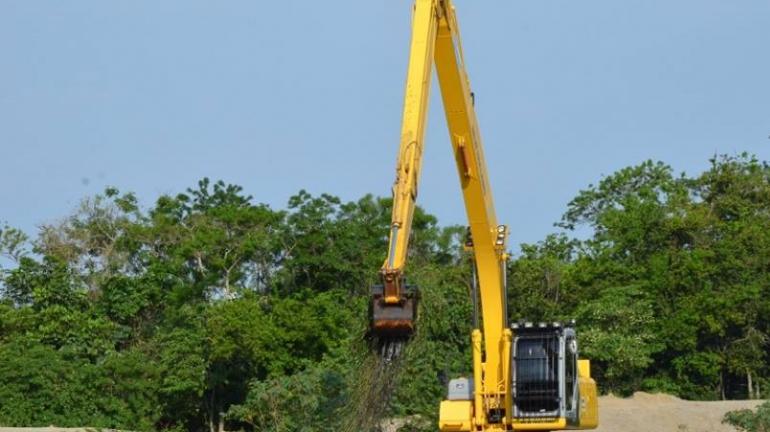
[369,1,599,431]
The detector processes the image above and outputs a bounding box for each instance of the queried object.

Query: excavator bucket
[369,284,418,338]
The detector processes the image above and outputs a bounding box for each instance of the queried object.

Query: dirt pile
[596,392,764,432]
[376,392,765,432]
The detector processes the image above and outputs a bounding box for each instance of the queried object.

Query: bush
[723,401,770,432]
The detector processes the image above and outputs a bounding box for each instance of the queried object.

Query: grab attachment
[369,274,418,339]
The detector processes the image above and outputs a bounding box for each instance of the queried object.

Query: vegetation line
[0,154,768,431]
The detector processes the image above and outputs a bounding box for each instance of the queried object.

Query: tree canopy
[1,154,769,431]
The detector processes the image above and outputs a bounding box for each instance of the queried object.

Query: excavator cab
[439,321,598,431]
[510,321,598,429]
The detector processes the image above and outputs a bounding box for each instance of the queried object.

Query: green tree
[576,285,662,394]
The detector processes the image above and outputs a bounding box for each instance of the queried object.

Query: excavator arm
[369,1,598,431]
[374,0,509,370]
[369,0,438,338]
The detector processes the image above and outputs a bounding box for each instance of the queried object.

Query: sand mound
[597,393,764,432]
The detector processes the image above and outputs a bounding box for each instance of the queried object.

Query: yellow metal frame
[384,0,508,327]
[381,1,597,430]
[382,2,512,428]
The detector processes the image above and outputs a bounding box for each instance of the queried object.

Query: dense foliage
[724,401,770,432]
[0,154,768,431]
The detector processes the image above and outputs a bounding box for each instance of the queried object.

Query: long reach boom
[369,1,599,431]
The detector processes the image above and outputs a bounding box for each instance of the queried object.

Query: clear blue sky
[1,0,768,250]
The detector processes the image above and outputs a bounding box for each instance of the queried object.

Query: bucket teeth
[379,339,404,364]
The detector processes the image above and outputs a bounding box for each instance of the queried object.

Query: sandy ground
[0,393,765,432]
[596,392,764,432]
[380,392,766,432]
